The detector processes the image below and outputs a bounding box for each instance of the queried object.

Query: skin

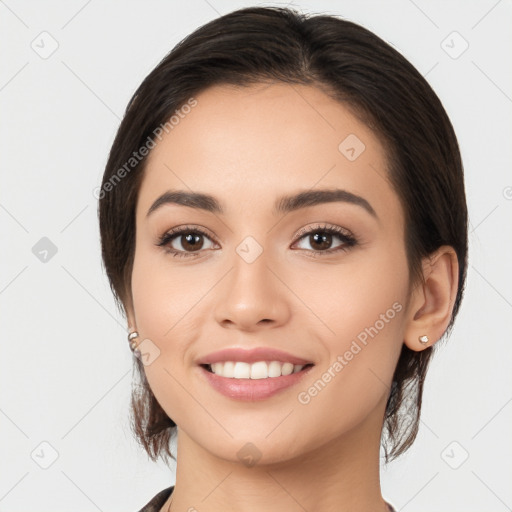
[125,82,458,512]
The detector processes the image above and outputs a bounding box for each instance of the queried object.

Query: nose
[213,247,291,332]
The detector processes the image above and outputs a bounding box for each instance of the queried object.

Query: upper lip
[196,347,314,366]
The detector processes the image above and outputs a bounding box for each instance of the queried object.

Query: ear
[403,246,459,351]
[124,293,137,333]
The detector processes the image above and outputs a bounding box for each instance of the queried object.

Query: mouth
[200,361,315,379]
[198,360,315,401]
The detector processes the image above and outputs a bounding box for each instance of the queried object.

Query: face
[129,82,413,464]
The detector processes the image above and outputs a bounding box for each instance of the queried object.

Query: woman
[98,6,468,512]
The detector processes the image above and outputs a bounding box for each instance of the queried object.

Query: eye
[156,225,217,258]
[292,224,357,257]
[156,223,357,259]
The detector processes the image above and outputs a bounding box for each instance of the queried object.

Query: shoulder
[136,486,174,512]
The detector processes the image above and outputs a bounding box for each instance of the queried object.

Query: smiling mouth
[200,361,315,379]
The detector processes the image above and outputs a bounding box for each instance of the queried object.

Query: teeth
[208,361,306,379]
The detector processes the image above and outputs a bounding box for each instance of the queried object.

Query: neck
[165,400,390,512]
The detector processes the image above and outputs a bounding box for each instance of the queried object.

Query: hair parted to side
[98,6,468,464]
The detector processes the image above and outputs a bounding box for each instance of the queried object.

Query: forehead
[137,82,400,223]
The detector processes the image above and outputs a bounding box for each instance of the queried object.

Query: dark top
[137,486,397,512]
[138,486,174,512]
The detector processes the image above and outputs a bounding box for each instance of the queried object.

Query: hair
[98,6,468,464]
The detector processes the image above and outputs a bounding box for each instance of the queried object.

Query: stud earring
[128,331,141,357]
[418,335,429,344]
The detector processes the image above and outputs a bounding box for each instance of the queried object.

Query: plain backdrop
[1,1,511,511]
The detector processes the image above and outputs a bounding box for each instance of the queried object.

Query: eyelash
[156,224,357,259]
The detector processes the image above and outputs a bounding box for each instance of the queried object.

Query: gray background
[1,0,511,511]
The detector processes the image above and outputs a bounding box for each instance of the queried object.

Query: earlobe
[404,246,459,352]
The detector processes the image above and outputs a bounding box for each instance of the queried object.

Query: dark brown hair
[98,6,468,464]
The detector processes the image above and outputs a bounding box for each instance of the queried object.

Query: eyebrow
[146,188,377,218]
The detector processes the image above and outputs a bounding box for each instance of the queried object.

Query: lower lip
[198,365,314,401]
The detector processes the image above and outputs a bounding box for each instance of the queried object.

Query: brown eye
[157,226,217,258]
[307,232,334,251]
[177,232,205,252]
[292,225,357,256]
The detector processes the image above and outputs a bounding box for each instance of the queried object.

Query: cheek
[129,247,212,412]
[292,243,410,346]
[291,247,409,412]
[130,246,209,339]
